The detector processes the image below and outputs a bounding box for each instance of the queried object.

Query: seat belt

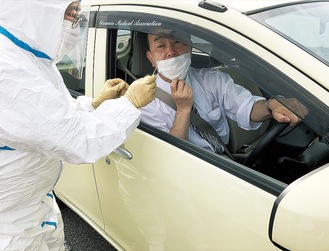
[156,88,235,160]
[116,57,137,80]
[116,57,235,160]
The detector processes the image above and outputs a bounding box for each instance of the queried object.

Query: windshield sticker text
[99,19,162,27]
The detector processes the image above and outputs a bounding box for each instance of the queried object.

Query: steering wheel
[243,122,289,168]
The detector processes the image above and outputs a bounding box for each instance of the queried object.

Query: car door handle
[113,147,133,159]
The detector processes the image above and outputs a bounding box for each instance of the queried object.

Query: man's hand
[169,79,194,140]
[269,98,308,126]
[170,78,193,112]
[92,78,129,109]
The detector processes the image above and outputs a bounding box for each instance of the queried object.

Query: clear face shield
[56,0,90,80]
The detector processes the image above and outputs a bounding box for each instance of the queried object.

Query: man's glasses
[65,12,82,28]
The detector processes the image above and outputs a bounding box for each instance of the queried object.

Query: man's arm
[170,109,191,140]
[251,98,306,126]
[169,79,193,140]
[250,99,273,122]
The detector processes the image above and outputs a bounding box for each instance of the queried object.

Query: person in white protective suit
[0,0,156,250]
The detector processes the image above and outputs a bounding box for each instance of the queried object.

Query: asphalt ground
[58,200,117,251]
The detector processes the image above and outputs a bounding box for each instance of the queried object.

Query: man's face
[146,34,192,68]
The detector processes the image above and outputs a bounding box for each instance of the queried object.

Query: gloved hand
[92,78,129,109]
[124,75,156,108]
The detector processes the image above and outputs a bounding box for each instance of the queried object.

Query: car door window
[57,61,86,97]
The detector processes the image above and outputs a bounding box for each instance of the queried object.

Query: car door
[91,5,288,251]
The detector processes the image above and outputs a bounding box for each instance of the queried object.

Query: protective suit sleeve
[0,66,140,164]
[71,95,95,111]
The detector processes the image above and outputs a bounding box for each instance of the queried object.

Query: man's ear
[146,51,156,67]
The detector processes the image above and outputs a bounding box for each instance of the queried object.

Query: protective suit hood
[0,0,73,60]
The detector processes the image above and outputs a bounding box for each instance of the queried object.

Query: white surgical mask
[157,52,191,80]
[55,20,80,62]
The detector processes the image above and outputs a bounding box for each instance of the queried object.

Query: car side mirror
[269,165,329,250]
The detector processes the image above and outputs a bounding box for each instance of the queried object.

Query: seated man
[139,30,303,155]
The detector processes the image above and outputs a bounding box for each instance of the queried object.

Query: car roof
[218,0,304,13]
[90,0,307,14]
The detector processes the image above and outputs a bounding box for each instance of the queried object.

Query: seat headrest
[130,32,154,78]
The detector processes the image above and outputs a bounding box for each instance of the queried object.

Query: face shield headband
[56,0,91,80]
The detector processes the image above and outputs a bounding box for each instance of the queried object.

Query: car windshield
[250,2,329,66]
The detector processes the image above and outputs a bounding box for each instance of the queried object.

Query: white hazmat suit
[0,1,148,250]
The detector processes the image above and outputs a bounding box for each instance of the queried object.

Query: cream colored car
[55,0,329,250]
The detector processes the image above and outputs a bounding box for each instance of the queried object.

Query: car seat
[218,66,269,154]
[129,32,154,78]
